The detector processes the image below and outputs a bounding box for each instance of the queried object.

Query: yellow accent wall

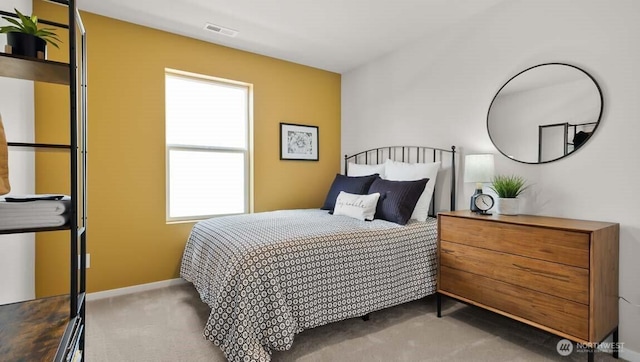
[33,1,341,296]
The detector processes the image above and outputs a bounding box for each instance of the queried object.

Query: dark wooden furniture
[437,211,619,361]
[0,2,87,361]
[0,296,78,361]
[0,52,70,85]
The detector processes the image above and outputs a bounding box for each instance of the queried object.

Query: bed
[180,145,457,361]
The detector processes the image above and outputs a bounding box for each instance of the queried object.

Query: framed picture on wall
[280,123,319,161]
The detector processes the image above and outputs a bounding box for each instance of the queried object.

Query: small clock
[473,193,494,215]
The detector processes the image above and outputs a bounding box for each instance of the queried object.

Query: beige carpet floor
[86,283,621,361]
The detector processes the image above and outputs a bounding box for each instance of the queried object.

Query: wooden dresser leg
[588,348,594,362]
[436,293,442,318]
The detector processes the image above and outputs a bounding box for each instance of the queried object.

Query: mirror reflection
[487,63,603,164]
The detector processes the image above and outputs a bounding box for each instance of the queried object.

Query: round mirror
[487,63,603,164]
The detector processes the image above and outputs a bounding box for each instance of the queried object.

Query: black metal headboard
[344,146,457,216]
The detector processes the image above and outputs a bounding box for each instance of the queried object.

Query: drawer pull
[511,263,571,282]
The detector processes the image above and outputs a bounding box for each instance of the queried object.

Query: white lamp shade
[464,154,495,183]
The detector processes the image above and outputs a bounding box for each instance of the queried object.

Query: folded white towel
[0,195,70,217]
[0,214,68,230]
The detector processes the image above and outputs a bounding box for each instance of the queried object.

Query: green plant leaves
[1,16,27,31]
[489,174,528,198]
[0,25,23,33]
[14,8,37,34]
[35,28,61,48]
[0,8,61,48]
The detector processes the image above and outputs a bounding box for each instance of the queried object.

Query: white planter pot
[496,198,519,215]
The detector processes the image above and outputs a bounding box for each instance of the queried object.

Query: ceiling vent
[204,23,238,38]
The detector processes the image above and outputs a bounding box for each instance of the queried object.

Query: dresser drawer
[440,240,589,304]
[440,216,590,268]
[439,266,589,340]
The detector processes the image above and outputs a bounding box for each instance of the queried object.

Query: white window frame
[165,68,253,222]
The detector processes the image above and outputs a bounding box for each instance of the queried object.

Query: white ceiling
[80,0,503,74]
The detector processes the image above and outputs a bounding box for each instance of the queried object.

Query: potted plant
[0,8,60,59]
[489,174,528,215]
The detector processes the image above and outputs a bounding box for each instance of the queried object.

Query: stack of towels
[0,195,71,230]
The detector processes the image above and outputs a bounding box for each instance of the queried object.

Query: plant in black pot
[0,9,60,59]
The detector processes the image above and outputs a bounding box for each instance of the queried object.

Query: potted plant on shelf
[489,174,528,215]
[0,8,60,59]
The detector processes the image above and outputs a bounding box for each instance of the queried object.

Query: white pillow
[383,159,441,221]
[347,162,385,178]
[333,191,381,221]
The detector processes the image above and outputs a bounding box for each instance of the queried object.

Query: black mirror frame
[486,62,604,164]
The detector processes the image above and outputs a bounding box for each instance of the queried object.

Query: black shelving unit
[0,1,87,361]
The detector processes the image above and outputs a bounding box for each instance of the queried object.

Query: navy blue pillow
[321,174,379,211]
[368,178,429,225]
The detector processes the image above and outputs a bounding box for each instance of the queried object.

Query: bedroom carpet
[86,283,622,362]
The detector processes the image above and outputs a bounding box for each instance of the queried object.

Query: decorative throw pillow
[0,113,9,195]
[384,159,440,221]
[321,173,379,211]
[333,191,381,221]
[347,162,386,178]
[368,177,429,225]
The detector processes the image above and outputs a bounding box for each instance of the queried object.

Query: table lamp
[464,154,495,212]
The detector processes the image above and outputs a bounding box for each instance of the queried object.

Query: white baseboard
[86,278,187,301]
[621,347,640,362]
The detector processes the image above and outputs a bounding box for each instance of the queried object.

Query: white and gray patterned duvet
[180,209,438,361]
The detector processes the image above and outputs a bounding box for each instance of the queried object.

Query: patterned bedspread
[180,209,438,361]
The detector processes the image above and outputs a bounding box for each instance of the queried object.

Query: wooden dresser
[437,210,619,347]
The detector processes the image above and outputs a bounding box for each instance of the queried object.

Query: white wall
[342,0,640,357]
[0,0,35,304]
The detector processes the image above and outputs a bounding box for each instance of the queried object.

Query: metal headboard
[344,145,457,216]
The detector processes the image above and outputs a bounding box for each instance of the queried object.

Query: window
[165,69,251,221]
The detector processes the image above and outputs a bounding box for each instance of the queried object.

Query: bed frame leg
[436,293,442,318]
[361,314,370,321]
